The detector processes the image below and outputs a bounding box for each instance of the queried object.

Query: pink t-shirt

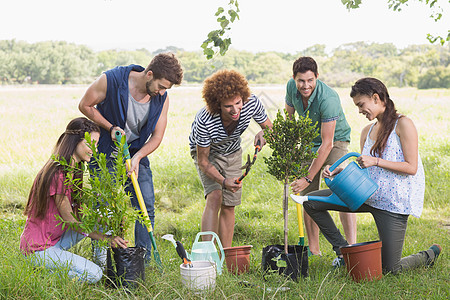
[20,171,73,255]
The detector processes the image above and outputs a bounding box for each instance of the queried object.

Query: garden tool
[295,201,306,247]
[296,199,313,256]
[162,234,192,267]
[235,139,261,184]
[290,152,378,211]
[115,131,163,273]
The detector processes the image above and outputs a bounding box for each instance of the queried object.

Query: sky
[1,0,449,54]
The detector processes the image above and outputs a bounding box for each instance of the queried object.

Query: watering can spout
[290,193,348,207]
[290,194,308,204]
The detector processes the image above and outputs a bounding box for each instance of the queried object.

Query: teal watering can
[290,152,378,211]
[188,231,225,275]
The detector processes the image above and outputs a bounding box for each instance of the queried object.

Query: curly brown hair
[202,69,251,115]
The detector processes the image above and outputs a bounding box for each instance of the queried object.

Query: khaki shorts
[301,141,349,196]
[191,148,243,206]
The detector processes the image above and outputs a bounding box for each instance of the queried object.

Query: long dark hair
[350,77,401,157]
[24,117,100,219]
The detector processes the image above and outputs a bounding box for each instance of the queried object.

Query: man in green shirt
[287,57,356,261]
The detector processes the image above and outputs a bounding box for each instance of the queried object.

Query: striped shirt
[189,94,268,156]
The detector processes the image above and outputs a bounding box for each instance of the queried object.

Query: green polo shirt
[285,78,351,152]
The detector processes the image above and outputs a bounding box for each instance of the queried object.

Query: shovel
[295,201,305,246]
[295,200,313,256]
[115,131,163,273]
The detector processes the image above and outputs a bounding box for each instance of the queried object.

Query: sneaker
[332,256,345,268]
[428,244,442,266]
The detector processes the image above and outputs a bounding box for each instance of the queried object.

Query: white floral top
[362,120,425,217]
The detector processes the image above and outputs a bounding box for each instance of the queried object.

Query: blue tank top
[96,64,167,167]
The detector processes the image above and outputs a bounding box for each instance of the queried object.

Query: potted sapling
[57,133,148,288]
[261,109,318,280]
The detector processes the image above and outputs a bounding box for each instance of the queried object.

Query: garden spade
[295,196,312,256]
[115,131,163,273]
[296,202,305,246]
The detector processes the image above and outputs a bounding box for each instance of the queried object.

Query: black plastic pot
[106,246,146,289]
[261,244,308,281]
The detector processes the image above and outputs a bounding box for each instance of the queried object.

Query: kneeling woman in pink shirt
[20,117,128,284]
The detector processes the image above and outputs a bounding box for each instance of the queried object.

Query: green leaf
[215,7,224,16]
[202,0,240,59]
[264,109,318,182]
[228,10,237,23]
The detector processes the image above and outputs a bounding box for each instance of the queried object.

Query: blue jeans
[126,163,155,263]
[27,229,103,284]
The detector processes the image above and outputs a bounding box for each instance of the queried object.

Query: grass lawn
[0,85,448,299]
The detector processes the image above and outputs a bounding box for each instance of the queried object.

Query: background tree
[1,39,448,88]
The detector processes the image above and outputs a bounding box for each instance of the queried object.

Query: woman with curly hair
[189,70,272,247]
[20,117,128,283]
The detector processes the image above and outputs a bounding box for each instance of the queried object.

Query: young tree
[56,133,147,247]
[263,110,318,254]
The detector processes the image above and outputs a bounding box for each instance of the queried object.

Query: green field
[0,85,449,299]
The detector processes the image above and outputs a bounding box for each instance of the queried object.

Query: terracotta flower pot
[340,240,383,283]
[223,245,252,274]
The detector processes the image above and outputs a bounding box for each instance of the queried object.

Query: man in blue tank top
[79,53,183,264]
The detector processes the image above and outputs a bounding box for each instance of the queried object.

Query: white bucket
[180,261,216,292]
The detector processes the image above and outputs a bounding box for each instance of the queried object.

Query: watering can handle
[325,152,368,187]
[194,231,225,266]
[328,152,361,172]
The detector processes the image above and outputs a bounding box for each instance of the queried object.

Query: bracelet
[376,158,379,166]
[222,178,226,189]
[109,125,115,135]
[304,176,312,184]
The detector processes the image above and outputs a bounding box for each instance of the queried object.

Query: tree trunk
[283,181,289,254]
